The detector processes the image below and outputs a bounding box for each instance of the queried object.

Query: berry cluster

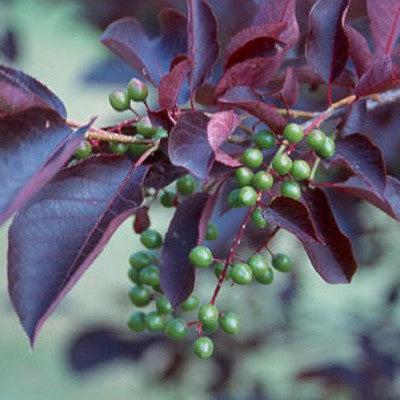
[73,79,168,160]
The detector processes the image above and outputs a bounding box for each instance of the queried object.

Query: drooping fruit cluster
[73,79,168,161]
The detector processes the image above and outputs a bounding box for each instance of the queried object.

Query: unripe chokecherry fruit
[238,186,258,206]
[140,229,163,249]
[229,262,253,285]
[144,311,166,331]
[280,180,302,200]
[241,148,264,169]
[254,130,276,149]
[254,266,274,284]
[129,285,152,307]
[219,312,240,335]
[317,137,336,158]
[198,304,219,330]
[234,167,254,187]
[109,90,130,112]
[272,253,293,272]
[251,207,268,229]
[189,246,213,268]
[272,153,293,175]
[156,296,173,314]
[194,336,214,359]
[109,142,128,155]
[252,171,274,191]
[165,319,188,340]
[181,294,200,311]
[139,265,160,287]
[176,174,197,195]
[160,190,175,208]
[284,123,304,143]
[74,140,92,160]
[135,117,157,138]
[247,254,268,277]
[307,129,326,150]
[127,78,148,102]
[205,222,218,241]
[291,160,311,181]
[127,311,147,332]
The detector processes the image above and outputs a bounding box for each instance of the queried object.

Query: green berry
[129,285,152,307]
[251,207,268,229]
[189,246,213,268]
[229,262,253,285]
[127,78,148,102]
[214,262,225,279]
[165,319,188,340]
[234,167,254,187]
[205,222,219,241]
[252,171,274,191]
[307,129,326,150]
[109,90,130,112]
[254,266,274,284]
[281,180,302,200]
[129,251,154,271]
[284,123,304,144]
[247,254,268,277]
[109,142,128,155]
[227,188,241,208]
[254,130,276,149]
[139,265,160,287]
[219,312,240,335]
[194,336,214,359]
[181,294,200,311]
[238,186,258,206]
[135,117,157,139]
[198,304,219,330]
[291,160,311,181]
[272,153,293,175]
[74,140,92,160]
[272,253,293,272]
[241,148,264,169]
[128,135,148,157]
[140,229,163,249]
[160,190,175,208]
[156,296,173,314]
[176,174,197,196]
[154,127,169,139]
[128,267,140,284]
[127,311,147,332]
[317,137,336,158]
[144,311,165,331]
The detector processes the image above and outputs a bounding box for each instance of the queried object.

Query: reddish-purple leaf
[367,0,400,56]
[207,110,240,167]
[101,10,187,85]
[262,197,323,244]
[160,192,209,306]
[158,58,191,110]
[279,67,299,108]
[332,133,386,196]
[0,108,91,226]
[219,86,287,134]
[187,0,219,93]
[224,22,286,70]
[354,56,400,97]
[8,156,147,344]
[344,25,373,77]
[302,188,357,283]
[215,55,284,97]
[305,0,350,83]
[319,176,400,221]
[133,206,150,234]
[254,0,299,46]
[0,65,67,117]
[168,111,214,179]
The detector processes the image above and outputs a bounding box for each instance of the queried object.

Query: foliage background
[0,1,400,399]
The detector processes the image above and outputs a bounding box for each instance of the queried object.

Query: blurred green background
[1,1,400,399]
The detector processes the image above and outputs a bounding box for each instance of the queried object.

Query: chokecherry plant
[1,0,400,359]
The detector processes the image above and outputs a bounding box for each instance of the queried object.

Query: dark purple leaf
[133,206,151,234]
[319,176,400,221]
[67,325,165,373]
[301,188,357,283]
[207,110,240,167]
[262,196,323,244]
[168,111,214,179]
[0,29,19,62]
[224,22,286,70]
[0,109,91,226]
[159,58,191,110]
[344,25,372,77]
[305,0,350,83]
[101,10,187,85]
[8,157,147,344]
[354,56,400,97]
[0,65,67,117]
[160,192,209,305]
[333,133,386,196]
[187,0,219,93]
[219,86,287,134]
[367,0,400,56]
[279,67,299,108]
[254,0,299,46]
[215,55,284,97]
